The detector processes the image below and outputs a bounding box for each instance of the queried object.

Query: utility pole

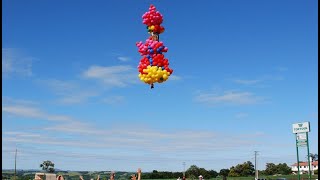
[254,151,259,180]
[14,148,17,180]
[183,162,186,176]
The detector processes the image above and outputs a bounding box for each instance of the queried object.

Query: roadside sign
[292,122,310,133]
[297,140,307,147]
[296,132,307,141]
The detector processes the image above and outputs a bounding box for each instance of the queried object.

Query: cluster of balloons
[142,5,165,34]
[138,66,171,84]
[137,5,173,88]
[136,38,168,56]
[137,53,173,74]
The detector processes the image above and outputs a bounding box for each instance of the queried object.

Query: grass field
[141,174,319,180]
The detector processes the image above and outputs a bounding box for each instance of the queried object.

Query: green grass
[210,174,318,180]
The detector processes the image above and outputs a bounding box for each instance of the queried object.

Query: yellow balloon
[163,74,168,79]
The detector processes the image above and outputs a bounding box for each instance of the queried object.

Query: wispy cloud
[274,66,289,72]
[194,91,266,106]
[117,56,131,62]
[2,96,39,106]
[169,75,182,81]
[231,74,285,86]
[36,79,99,105]
[2,104,74,122]
[2,48,35,77]
[57,91,98,105]
[235,112,249,119]
[82,65,138,88]
[102,96,125,105]
[3,106,75,122]
[37,79,78,95]
[2,126,260,153]
[233,79,263,85]
[2,98,262,153]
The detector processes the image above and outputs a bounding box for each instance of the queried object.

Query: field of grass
[210,174,318,180]
[142,174,318,180]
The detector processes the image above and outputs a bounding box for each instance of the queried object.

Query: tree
[240,161,254,176]
[185,165,200,178]
[219,169,230,177]
[265,163,277,175]
[309,153,318,161]
[228,166,240,177]
[185,165,217,179]
[40,160,55,173]
[265,163,291,175]
[207,170,218,178]
[228,161,254,177]
[277,163,291,175]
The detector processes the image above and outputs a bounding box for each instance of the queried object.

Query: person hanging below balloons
[136,4,173,89]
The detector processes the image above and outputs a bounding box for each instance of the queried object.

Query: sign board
[296,132,307,141]
[297,141,307,147]
[292,122,310,133]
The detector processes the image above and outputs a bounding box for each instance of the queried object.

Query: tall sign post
[292,122,311,180]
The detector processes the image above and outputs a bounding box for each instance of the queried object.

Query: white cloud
[194,91,265,106]
[102,96,125,105]
[57,91,98,104]
[2,48,34,77]
[231,74,285,86]
[169,75,181,81]
[36,79,99,104]
[233,79,262,85]
[117,56,131,62]
[82,65,137,88]
[2,126,260,153]
[274,66,289,72]
[2,96,38,106]
[235,112,249,118]
[38,79,78,95]
[2,105,74,122]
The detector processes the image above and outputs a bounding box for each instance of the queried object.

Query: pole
[14,148,17,180]
[295,134,301,180]
[306,132,311,180]
[254,151,258,180]
[183,162,186,176]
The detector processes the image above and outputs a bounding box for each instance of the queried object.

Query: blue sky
[2,0,318,173]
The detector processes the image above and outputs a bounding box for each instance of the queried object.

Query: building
[34,173,57,180]
[291,161,318,174]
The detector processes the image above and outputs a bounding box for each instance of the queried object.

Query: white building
[291,161,318,174]
[34,173,57,180]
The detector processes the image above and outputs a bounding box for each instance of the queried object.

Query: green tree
[277,163,291,175]
[228,166,240,177]
[265,163,277,175]
[219,169,230,177]
[240,161,254,176]
[207,170,218,178]
[228,161,254,177]
[185,165,200,178]
[40,160,55,173]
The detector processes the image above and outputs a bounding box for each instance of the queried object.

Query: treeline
[142,161,294,179]
[141,170,183,179]
[259,163,293,175]
[141,165,218,179]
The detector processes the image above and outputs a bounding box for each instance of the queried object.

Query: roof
[291,161,318,166]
